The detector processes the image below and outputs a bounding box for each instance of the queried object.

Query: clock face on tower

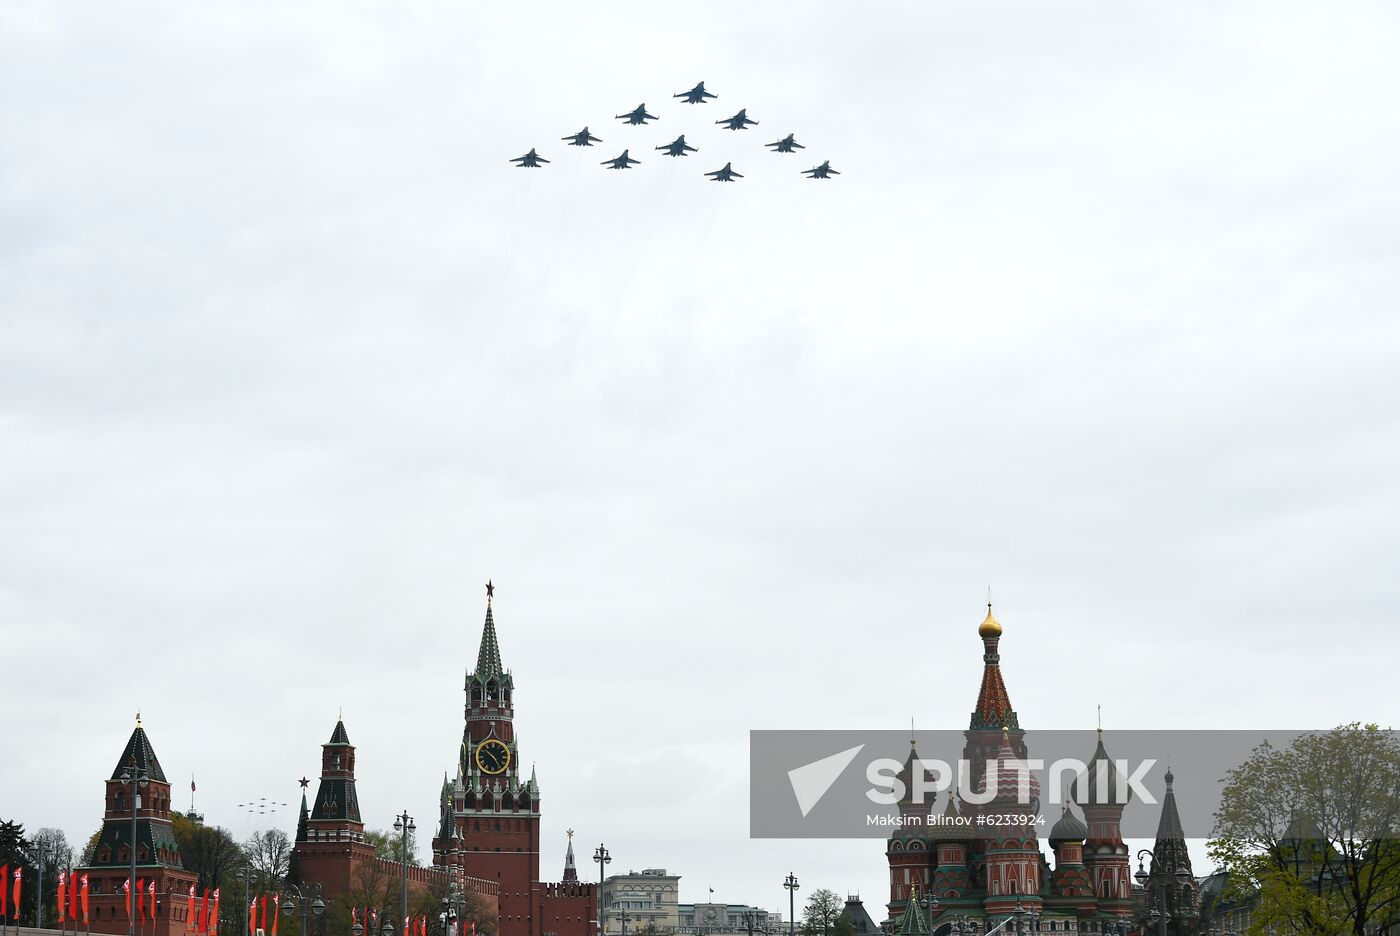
[475,738,511,775]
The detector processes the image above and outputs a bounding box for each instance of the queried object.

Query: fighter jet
[674,81,718,104]
[716,109,758,130]
[601,150,641,169]
[766,134,804,153]
[656,135,698,157]
[510,149,549,168]
[615,104,659,125]
[562,127,603,147]
[705,162,744,182]
[802,161,840,179]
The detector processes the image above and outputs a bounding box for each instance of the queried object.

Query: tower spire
[475,582,503,678]
[970,602,1016,730]
[562,829,578,882]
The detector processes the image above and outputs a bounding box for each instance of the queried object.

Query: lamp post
[593,846,611,935]
[950,916,980,936]
[33,839,53,930]
[283,883,325,936]
[393,812,416,934]
[1135,849,1192,936]
[916,890,940,932]
[980,903,1026,936]
[783,874,799,936]
[235,869,258,936]
[119,759,150,936]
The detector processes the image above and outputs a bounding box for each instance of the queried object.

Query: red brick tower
[432,584,541,936]
[77,716,197,936]
[1072,728,1134,917]
[293,718,376,894]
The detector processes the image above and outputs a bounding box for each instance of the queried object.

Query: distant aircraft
[510,149,549,168]
[674,81,718,104]
[615,104,659,125]
[766,134,804,153]
[562,127,603,147]
[716,109,758,130]
[656,135,698,157]
[802,161,840,179]
[602,150,641,169]
[705,162,744,182]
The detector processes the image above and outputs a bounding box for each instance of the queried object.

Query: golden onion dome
[978,604,1002,638]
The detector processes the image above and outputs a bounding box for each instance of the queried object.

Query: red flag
[248,897,256,936]
[0,863,8,919]
[260,895,268,934]
[187,885,196,932]
[200,889,210,933]
[70,868,81,922]
[352,909,359,934]
[272,894,280,936]
[125,879,133,921]
[211,888,221,935]
[12,868,21,923]
[404,915,409,936]
[148,880,157,922]
[470,923,476,936]
[58,870,68,925]
[82,874,91,925]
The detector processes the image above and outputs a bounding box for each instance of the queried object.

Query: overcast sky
[3,0,1399,920]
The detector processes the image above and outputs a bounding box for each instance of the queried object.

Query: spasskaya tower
[432,582,554,936]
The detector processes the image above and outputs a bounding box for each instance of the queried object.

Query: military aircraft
[766,134,804,153]
[510,148,549,168]
[674,81,718,104]
[656,135,698,157]
[802,161,840,179]
[562,127,603,147]
[615,104,659,125]
[705,162,744,182]
[716,109,758,130]
[601,150,641,169]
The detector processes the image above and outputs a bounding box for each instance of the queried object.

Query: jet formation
[511,80,840,181]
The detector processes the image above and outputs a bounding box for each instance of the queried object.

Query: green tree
[800,890,844,936]
[244,829,294,888]
[365,828,421,867]
[172,812,246,892]
[1208,723,1400,936]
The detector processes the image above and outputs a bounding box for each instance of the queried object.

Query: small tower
[1141,770,1198,927]
[292,717,375,893]
[562,830,578,882]
[1073,728,1134,917]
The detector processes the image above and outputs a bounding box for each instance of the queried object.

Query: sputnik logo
[788,744,866,817]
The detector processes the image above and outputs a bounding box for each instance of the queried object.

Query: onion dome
[980,728,1041,806]
[1048,805,1088,847]
[1072,728,1133,807]
[930,793,976,842]
[978,604,1002,638]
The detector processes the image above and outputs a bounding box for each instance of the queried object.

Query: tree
[365,828,421,867]
[1209,723,1400,936]
[800,890,844,936]
[172,812,246,891]
[244,829,293,888]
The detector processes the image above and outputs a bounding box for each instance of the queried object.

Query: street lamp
[235,868,258,936]
[393,811,416,935]
[1136,849,1193,936]
[283,883,325,936]
[34,839,54,930]
[119,760,150,936]
[783,874,799,936]
[916,890,940,932]
[593,846,611,935]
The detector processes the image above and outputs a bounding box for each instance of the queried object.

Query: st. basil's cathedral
[883,605,1192,936]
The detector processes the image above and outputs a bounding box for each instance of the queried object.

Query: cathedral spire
[475,581,504,679]
[562,829,578,882]
[970,602,1018,731]
[1148,768,1192,879]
